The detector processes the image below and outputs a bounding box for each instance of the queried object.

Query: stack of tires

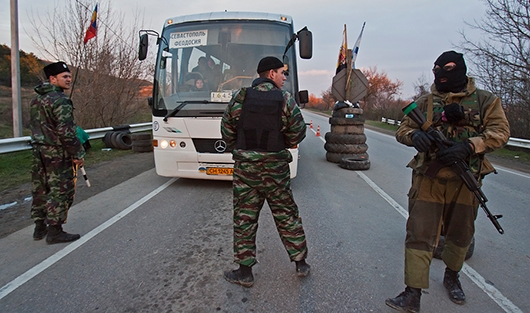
[131,133,153,153]
[102,129,133,150]
[324,106,370,170]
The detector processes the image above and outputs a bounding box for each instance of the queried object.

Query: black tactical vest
[235,88,286,152]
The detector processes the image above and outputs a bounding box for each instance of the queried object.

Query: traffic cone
[316,125,320,137]
[310,120,313,129]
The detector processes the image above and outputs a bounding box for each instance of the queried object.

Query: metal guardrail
[0,122,152,154]
[381,117,529,149]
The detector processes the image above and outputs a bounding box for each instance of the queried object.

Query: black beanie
[43,62,70,78]
[257,56,284,73]
[433,51,467,93]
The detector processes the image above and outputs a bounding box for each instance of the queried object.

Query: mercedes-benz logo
[214,140,227,153]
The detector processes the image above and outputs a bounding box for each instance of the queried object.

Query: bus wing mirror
[298,28,312,59]
[299,90,309,104]
[139,33,148,61]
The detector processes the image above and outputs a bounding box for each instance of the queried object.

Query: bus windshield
[153,20,296,117]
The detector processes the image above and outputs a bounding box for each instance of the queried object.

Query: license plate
[206,167,233,175]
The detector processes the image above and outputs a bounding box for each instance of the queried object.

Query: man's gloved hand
[443,102,465,124]
[411,131,434,152]
[436,141,474,166]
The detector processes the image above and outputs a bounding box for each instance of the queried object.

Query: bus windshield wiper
[163,100,209,121]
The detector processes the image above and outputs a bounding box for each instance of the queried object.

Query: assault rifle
[402,101,504,234]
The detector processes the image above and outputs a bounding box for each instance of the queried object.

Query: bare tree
[459,0,530,138]
[28,0,151,128]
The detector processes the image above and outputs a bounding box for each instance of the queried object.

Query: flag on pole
[351,22,366,68]
[83,4,98,44]
[336,24,348,74]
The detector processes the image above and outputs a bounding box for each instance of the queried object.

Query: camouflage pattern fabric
[31,145,77,225]
[221,78,308,267]
[29,83,85,225]
[233,161,307,266]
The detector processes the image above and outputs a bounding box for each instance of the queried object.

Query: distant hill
[0,44,43,87]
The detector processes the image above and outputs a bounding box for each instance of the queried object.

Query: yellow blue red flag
[83,4,98,44]
[336,24,347,75]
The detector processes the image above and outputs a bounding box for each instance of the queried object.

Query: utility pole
[11,0,23,137]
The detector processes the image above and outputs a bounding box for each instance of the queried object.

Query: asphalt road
[0,110,528,312]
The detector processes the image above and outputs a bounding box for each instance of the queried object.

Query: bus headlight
[179,141,186,148]
[169,140,177,148]
[160,140,169,149]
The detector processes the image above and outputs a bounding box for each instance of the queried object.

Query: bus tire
[328,116,365,125]
[110,131,132,150]
[326,152,368,163]
[330,125,364,134]
[324,132,366,144]
[324,143,368,154]
[332,107,363,117]
[339,155,371,170]
[433,236,475,260]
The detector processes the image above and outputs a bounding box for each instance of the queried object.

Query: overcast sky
[0,0,487,99]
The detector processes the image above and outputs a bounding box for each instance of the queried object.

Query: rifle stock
[402,102,504,234]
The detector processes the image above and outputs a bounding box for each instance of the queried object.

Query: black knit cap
[43,62,70,78]
[257,56,284,73]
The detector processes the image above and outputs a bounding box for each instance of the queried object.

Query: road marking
[355,171,523,313]
[0,178,177,300]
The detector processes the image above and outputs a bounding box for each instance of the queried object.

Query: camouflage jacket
[221,78,306,162]
[396,77,510,179]
[30,83,85,159]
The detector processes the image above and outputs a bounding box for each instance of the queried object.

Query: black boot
[295,259,311,277]
[46,224,80,244]
[33,220,48,240]
[223,265,254,287]
[385,286,421,312]
[443,267,466,304]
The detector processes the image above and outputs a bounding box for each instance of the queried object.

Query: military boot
[33,220,48,240]
[295,259,311,277]
[223,265,254,287]
[46,225,81,244]
[443,267,465,304]
[385,286,421,312]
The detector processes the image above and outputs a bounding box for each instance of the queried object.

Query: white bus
[139,12,312,180]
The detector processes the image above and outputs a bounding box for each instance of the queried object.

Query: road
[0,110,528,312]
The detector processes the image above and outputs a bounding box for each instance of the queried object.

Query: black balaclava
[433,51,467,93]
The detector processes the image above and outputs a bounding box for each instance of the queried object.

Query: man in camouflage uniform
[30,62,85,244]
[386,51,510,312]
[221,56,309,287]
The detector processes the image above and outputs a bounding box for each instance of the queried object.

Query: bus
[138,11,312,180]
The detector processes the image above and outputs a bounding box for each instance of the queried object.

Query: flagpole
[346,22,366,100]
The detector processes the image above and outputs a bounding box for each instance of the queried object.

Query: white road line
[355,171,523,313]
[0,178,177,300]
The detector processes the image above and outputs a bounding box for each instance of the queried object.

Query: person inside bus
[192,78,207,91]
[192,56,214,89]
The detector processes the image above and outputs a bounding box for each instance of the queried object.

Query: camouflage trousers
[31,145,76,225]
[232,160,308,267]
[404,172,478,289]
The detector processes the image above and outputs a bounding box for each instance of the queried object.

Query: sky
[0,0,487,99]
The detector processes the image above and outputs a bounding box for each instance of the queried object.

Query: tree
[361,66,404,120]
[459,0,530,138]
[28,0,151,128]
